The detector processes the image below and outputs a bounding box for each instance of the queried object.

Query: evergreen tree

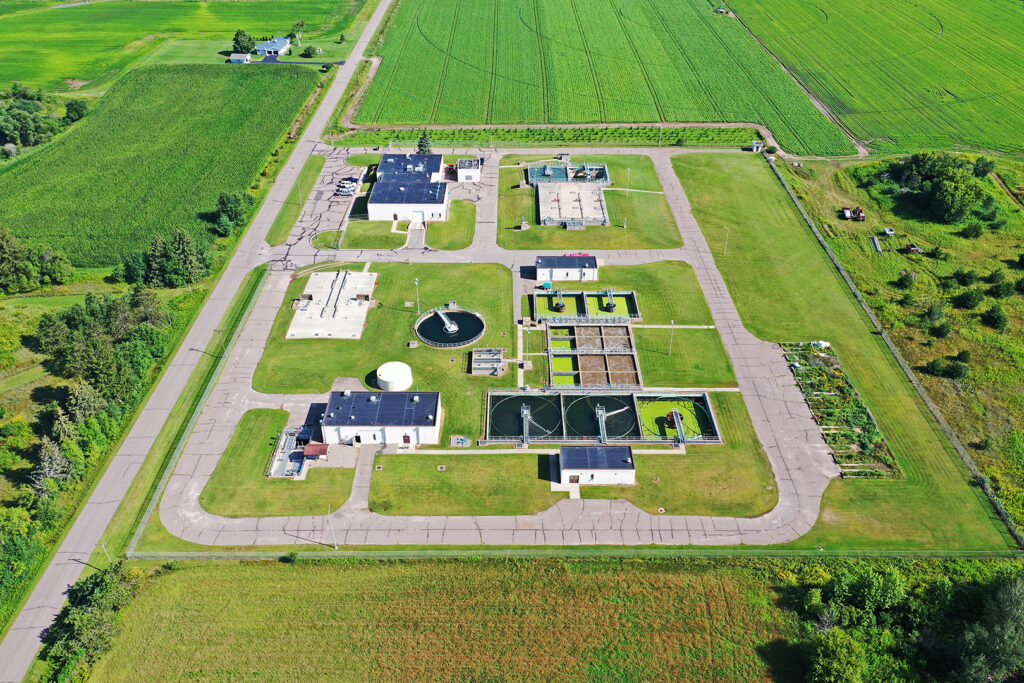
[417,131,432,155]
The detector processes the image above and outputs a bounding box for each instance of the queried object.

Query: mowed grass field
[0,0,362,91]
[0,65,320,266]
[200,410,354,517]
[355,0,855,156]
[91,560,800,681]
[253,263,516,442]
[584,393,776,516]
[370,453,567,515]
[731,0,1024,154]
[673,153,1011,550]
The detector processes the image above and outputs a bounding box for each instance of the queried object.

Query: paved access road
[156,142,838,547]
[0,1,396,679]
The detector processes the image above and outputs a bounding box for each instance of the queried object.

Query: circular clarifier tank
[414,307,485,348]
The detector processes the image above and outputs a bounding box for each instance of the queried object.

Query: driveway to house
[0,1,396,679]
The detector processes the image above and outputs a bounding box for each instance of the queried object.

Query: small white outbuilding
[559,446,635,486]
[535,255,599,282]
[456,157,482,182]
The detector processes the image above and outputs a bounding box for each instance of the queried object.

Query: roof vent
[369,395,378,403]
[427,414,434,421]
[343,389,351,397]
[412,395,420,402]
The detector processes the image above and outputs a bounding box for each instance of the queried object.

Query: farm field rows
[731,0,1024,154]
[0,0,362,91]
[90,560,800,681]
[355,0,856,156]
[0,65,320,266]
[673,153,1011,550]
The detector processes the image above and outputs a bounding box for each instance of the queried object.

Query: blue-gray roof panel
[536,256,598,269]
[368,182,447,205]
[560,446,634,470]
[322,392,440,428]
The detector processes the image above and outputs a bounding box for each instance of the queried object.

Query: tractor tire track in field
[369,5,420,124]
[485,0,500,123]
[567,0,607,122]
[611,3,665,122]
[532,0,551,121]
[428,0,461,124]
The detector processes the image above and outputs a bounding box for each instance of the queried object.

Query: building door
[403,435,411,444]
[569,475,579,484]
[413,211,425,223]
[354,435,361,444]
[393,213,398,221]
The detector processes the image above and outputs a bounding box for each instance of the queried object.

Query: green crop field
[90,560,799,681]
[0,0,363,91]
[0,65,319,266]
[674,153,1012,551]
[354,0,855,156]
[731,0,1024,154]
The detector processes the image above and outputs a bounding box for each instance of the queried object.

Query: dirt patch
[143,35,156,40]
[64,79,88,90]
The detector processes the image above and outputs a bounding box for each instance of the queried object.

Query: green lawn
[199,409,354,517]
[583,393,776,517]
[635,328,737,387]
[370,453,567,515]
[341,220,407,249]
[312,230,342,249]
[497,160,681,250]
[673,153,1011,550]
[0,0,364,91]
[91,560,798,681]
[253,263,517,442]
[0,65,320,265]
[425,200,475,250]
[345,153,381,166]
[575,155,661,192]
[266,154,325,246]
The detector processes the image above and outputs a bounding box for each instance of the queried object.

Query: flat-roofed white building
[535,255,599,282]
[286,270,377,339]
[321,391,441,446]
[559,446,635,485]
[456,158,482,182]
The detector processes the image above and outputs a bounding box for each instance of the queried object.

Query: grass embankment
[265,154,325,246]
[253,263,516,442]
[341,220,407,249]
[0,0,362,91]
[634,328,736,388]
[497,156,681,250]
[311,230,342,249]
[425,200,475,250]
[583,393,776,516]
[335,126,760,148]
[370,453,566,515]
[200,409,353,517]
[90,559,799,681]
[83,266,269,567]
[673,153,1011,551]
[0,65,320,265]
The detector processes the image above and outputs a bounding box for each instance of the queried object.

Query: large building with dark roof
[367,153,450,222]
[320,391,441,446]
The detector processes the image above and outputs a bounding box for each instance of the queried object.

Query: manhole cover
[437,465,446,471]
[375,464,382,471]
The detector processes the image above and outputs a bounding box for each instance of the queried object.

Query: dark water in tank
[488,394,563,438]
[563,394,640,439]
[415,310,485,346]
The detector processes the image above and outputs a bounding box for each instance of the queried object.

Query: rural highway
[0,0,396,679]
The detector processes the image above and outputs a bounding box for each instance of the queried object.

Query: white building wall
[457,168,480,182]
[560,468,636,486]
[367,198,450,223]
[536,267,598,282]
[323,424,440,446]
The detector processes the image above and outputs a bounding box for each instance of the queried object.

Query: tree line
[1,82,87,159]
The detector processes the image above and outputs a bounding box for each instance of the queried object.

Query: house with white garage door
[320,391,441,446]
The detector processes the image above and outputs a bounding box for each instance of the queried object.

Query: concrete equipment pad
[286,270,378,339]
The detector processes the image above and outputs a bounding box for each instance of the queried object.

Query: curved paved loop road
[160,144,838,548]
[0,1,840,674]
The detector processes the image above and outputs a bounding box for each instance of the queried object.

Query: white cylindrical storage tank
[376,361,413,392]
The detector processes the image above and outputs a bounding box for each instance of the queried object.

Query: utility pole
[98,541,111,564]
[626,167,631,194]
[214,328,225,355]
[722,225,730,256]
[327,504,338,550]
[669,320,674,356]
[414,277,420,315]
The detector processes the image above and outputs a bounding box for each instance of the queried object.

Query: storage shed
[559,446,635,485]
[536,255,599,282]
[456,158,482,182]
